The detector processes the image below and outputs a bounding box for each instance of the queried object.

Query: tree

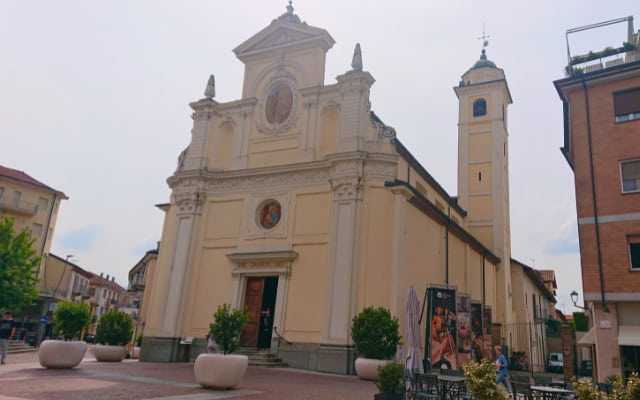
[0,216,41,313]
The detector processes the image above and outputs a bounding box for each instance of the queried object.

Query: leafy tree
[0,216,41,313]
[96,311,133,346]
[573,312,588,332]
[208,304,249,355]
[53,301,91,340]
[462,360,510,400]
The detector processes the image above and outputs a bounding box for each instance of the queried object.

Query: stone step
[235,348,287,368]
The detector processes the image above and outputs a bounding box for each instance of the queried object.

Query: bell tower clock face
[265,85,293,124]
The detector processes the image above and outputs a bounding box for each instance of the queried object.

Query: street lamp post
[570,290,588,311]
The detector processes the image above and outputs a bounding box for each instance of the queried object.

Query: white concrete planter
[194,353,248,389]
[354,357,393,381]
[131,346,141,359]
[92,344,128,362]
[38,340,87,369]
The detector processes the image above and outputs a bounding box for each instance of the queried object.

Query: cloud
[544,223,579,255]
[58,225,104,251]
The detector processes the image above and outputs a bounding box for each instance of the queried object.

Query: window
[38,197,48,211]
[629,236,640,270]
[0,187,4,198]
[621,159,640,193]
[614,87,640,122]
[473,99,487,117]
[12,191,21,206]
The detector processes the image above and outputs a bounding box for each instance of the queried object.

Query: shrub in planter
[39,302,91,369]
[53,302,92,340]
[351,306,401,380]
[96,311,133,346]
[374,362,404,400]
[93,311,133,362]
[208,304,249,355]
[462,360,510,400]
[194,304,250,388]
[135,334,143,347]
[352,307,401,359]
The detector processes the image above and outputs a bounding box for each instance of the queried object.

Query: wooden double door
[239,276,278,349]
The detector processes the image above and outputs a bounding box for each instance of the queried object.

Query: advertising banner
[456,294,471,366]
[470,303,483,362]
[427,287,457,369]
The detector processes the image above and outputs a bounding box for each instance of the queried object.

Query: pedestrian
[494,345,509,390]
[0,310,17,365]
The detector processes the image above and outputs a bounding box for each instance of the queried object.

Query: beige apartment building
[142,5,545,373]
[0,165,67,337]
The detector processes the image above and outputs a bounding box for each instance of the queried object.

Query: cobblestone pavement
[0,350,377,400]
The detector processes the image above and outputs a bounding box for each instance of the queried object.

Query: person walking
[494,345,509,390]
[0,310,17,365]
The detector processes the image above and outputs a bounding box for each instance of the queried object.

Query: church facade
[141,5,520,374]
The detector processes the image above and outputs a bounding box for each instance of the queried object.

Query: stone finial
[204,74,215,99]
[351,43,362,72]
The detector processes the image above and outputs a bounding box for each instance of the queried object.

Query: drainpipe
[581,79,609,313]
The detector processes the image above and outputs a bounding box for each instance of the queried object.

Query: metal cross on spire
[478,23,490,48]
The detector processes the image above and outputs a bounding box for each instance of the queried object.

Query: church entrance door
[240,276,278,349]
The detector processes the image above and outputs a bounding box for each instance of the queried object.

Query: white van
[548,353,563,373]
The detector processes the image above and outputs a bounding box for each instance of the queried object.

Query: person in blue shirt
[494,345,509,390]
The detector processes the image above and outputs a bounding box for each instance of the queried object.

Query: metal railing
[0,197,37,215]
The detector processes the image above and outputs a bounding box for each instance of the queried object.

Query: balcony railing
[0,197,37,215]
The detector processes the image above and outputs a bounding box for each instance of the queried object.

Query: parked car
[580,360,593,376]
[83,333,95,344]
[548,352,563,373]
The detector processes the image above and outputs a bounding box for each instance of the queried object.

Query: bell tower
[454,48,513,326]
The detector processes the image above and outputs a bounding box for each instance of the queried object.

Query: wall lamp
[570,290,588,311]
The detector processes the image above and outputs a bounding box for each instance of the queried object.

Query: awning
[578,328,595,345]
[618,326,640,346]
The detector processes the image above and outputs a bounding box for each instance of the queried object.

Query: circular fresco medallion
[265,85,293,125]
[258,200,282,230]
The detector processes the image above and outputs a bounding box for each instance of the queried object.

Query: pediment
[234,21,335,62]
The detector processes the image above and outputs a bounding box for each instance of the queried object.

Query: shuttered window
[614,88,640,122]
[621,159,640,193]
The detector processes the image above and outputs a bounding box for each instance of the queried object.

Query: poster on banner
[456,294,471,366]
[427,287,457,370]
[483,306,493,359]
[470,303,483,362]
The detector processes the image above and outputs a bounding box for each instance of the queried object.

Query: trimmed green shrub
[351,306,401,360]
[135,334,143,347]
[53,302,91,341]
[573,312,588,332]
[96,311,133,346]
[375,362,404,396]
[208,304,249,355]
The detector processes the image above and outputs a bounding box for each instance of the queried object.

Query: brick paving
[0,348,377,400]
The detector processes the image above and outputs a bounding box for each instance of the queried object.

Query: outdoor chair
[512,381,544,400]
[533,375,552,386]
[511,375,532,385]
[404,369,419,400]
[416,373,440,400]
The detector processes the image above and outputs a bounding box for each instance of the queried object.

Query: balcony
[566,43,638,77]
[0,197,37,215]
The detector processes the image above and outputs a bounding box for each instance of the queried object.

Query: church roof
[473,49,497,69]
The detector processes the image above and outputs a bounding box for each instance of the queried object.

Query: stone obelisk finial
[351,43,362,72]
[204,74,216,99]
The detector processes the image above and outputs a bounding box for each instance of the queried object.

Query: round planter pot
[354,357,393,381]
[93,344,128,362]
[194,353,248,389]
[39,340,87,369]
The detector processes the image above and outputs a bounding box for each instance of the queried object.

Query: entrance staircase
[237,348,287,368]
[8,341,37,354]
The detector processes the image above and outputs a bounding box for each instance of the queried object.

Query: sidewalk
[0,350,377,400]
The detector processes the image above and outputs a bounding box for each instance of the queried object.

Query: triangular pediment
[234,20,335,62]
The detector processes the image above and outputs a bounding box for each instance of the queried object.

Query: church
[141,4,534,374]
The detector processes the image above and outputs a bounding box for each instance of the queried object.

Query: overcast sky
[1,1,637,314]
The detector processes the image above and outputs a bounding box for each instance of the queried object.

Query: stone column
[182,99,217,171]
